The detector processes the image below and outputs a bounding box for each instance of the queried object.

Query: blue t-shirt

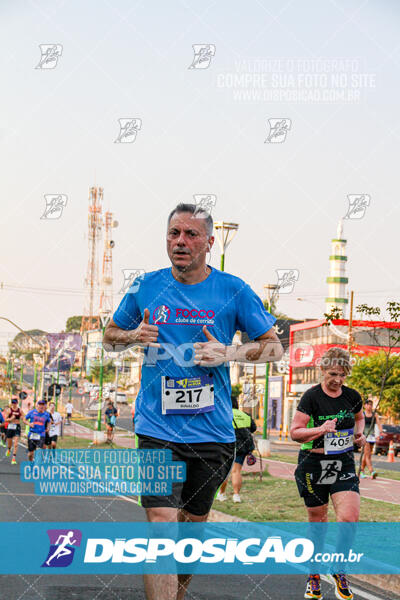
[113,267,276,443]
[0,410,3,424]
[25,409,51,437]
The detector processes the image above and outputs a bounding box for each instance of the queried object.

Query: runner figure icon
[46,531,77,566]
[318,460,342,484]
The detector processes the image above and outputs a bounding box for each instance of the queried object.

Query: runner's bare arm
[193,327,283,367]
[353,409,366,446]
[103,309,160,351]
[237,328,284,363]
[290,411,337,443]
[375,413,383,435]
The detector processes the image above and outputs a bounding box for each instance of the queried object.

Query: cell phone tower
[99,211,118,315]
[81,186,103,333]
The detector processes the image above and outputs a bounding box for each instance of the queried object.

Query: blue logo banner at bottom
[2,522,400,574]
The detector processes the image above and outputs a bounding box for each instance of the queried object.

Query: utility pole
[214,222,239,271]
[263,284,278,441]
[347,290,354,353]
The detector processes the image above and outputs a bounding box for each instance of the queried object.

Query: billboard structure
[44,334,82,373]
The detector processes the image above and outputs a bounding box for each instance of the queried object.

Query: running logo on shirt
[153,305,171,323]
[42,529,82,568]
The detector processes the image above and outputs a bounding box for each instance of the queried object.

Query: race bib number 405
[162,375,214,415]
[324,428,354,455]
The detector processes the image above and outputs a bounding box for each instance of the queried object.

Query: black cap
[11,398,18,403]
[38,400,46,405]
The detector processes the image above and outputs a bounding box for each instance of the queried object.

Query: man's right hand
[132,308,160,347]
[320,418,337,434]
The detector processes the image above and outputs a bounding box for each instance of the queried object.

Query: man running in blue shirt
[23,400,51,461]
[103,203,283,600]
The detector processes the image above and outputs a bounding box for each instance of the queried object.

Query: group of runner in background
[0,398,62,462]
[0,395,121,460]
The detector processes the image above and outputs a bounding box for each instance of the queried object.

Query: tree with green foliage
[89,361,115,383]
[14,329,47,340]
[66,315,100,332]
[66,316,83,332]
[231,384,242,400]
[347,352,400,418]
[8,329,47,358]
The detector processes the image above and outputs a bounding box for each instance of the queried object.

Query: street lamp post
[114,360,121,401]
[214,222,239,272]
[98,311,111,432]
[54,357,60,410]
[33,354,41,404]
[7,355,13,400]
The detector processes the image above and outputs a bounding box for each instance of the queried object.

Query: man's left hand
[193,327,228,367]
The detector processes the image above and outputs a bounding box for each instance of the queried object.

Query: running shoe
[360,471,367,479]
[304,574,323,599]
[216,492,227,502]
[371,471,378,479]
[233,494,241,503]
[327,573,353,599]
[5,449,10,457]
[0,439,5,447]
[11,458,17,465]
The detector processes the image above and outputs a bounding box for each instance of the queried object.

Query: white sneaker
[216,492,227,502]
[233,494,241,503]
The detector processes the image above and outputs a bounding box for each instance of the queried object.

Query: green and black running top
[232,408,257,432]
[296,384,362,451]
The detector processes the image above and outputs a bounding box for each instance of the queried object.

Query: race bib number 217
[161,375,214,415]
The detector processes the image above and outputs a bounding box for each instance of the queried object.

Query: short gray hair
[319,347,353,375]
[167,203,213,236]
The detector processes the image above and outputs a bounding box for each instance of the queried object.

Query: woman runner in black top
[290,347,366,600]
[360,399,382,479]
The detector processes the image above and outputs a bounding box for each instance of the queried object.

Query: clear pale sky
[1,0,399,352]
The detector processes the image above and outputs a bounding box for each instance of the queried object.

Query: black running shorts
[6,425,21,438]
[295,450,360,507]
[137,434,235,516]
[45,434,58,445]
[28,436,45,452]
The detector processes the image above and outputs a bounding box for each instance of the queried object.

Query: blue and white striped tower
[325,220,348,318]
